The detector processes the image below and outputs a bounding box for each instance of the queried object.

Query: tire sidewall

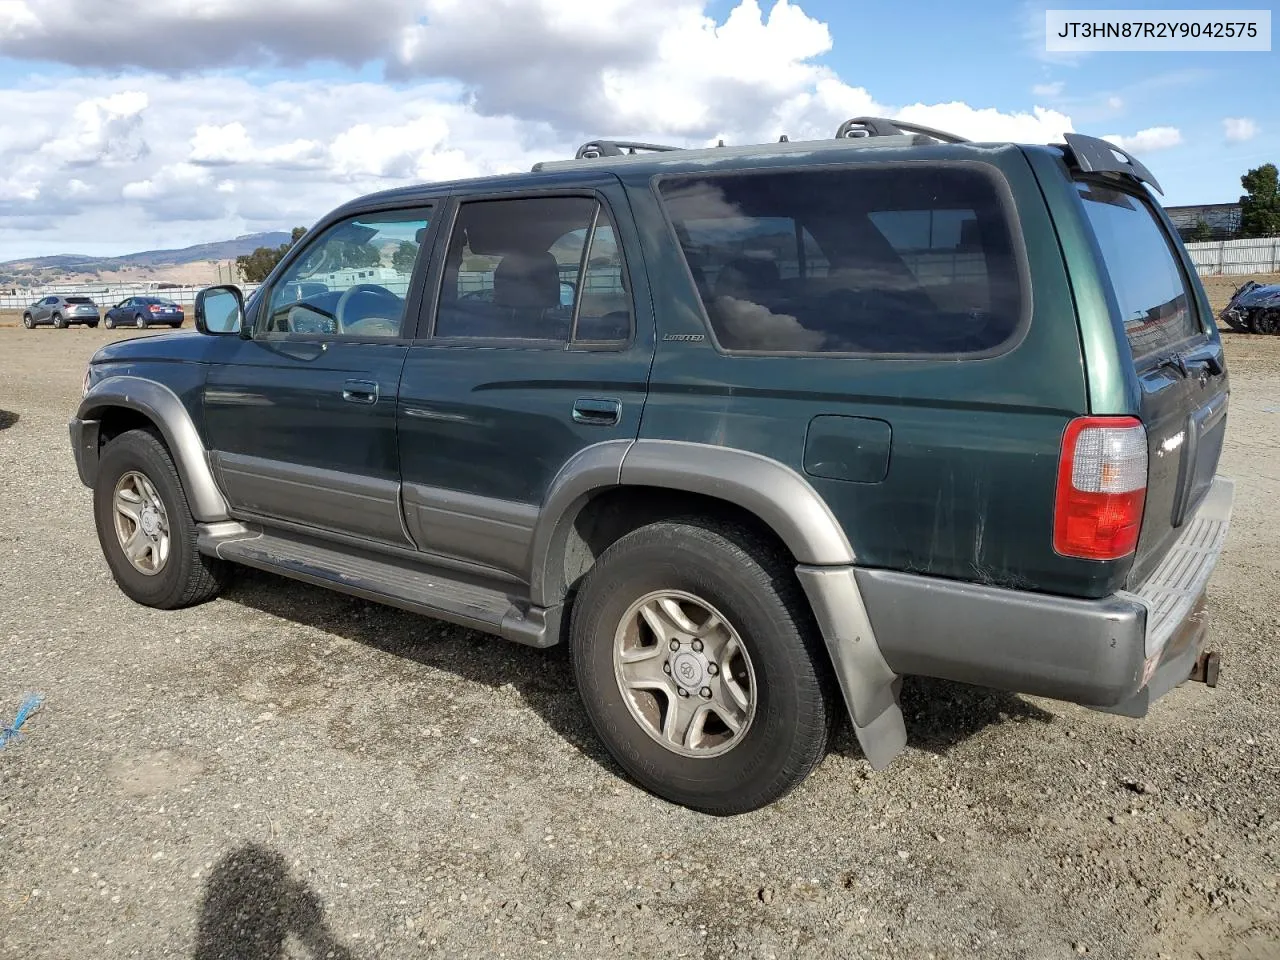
[572,526,822,809]
[22,314,33,329]
[105,316,115,329]
[135,314,146,328]
[53,313,66,328]
[94,433,195,608]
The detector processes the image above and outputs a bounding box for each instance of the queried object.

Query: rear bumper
[856,476,1234,714]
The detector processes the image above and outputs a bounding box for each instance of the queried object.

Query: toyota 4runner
[70,117,1234,814]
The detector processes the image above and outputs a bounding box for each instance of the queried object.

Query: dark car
[22,295,99,328]
[103,296,186,330]
[70,117,1234,814]
[1219,279,1280,334]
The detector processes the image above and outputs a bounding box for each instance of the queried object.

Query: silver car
[22,295,101,329]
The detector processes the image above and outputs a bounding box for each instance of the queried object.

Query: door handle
[342,379,379,405]
[572,397,621,426]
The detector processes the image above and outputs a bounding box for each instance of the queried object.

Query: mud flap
[796,565,908,770]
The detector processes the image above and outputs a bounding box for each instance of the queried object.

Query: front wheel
[104,315,116,329]
[570,518,836,815]
[93,429,229,609]
[22,313,33,329]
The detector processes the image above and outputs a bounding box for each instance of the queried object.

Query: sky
[0,0,1275,260]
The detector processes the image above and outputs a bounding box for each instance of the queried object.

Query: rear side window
[657,165,1024,355]
[433,196,632,345]
[1077,183,1201,360]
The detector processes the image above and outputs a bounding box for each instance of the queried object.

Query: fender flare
[527,439,856,607]
[76,376,230,522]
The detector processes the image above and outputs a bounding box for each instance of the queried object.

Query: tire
[22,313,33,329]
[93,428,229,609]
[1250,310,1279,335]
[87,322,99,329]
[104,315,116,329]
[570,517,836,815]
[52,313,67,329]
[134,314,147,329]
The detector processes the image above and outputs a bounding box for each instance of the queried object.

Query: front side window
[658,165,1024,355]
[1076,183,1202,361]
[434,196,632,345]
[262,208,432,338]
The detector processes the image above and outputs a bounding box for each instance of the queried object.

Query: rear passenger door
[396,182,654,580]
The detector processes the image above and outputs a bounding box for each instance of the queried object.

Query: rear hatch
[1075,181,1229,585]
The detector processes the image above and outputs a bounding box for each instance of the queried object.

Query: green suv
[69,117,1233,814]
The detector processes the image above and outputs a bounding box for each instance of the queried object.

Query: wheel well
[97,406,162,450]
[559,486,796,596]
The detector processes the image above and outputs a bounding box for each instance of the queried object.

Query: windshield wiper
[1154,353,1189,379]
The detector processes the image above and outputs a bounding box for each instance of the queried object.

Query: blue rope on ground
[0,693,44,748]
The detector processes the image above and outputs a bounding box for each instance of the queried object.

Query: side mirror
[195,285,245,336]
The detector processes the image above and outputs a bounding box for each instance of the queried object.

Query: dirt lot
[1,319,1277,960]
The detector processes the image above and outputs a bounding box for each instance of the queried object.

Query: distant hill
[0,232,293,279]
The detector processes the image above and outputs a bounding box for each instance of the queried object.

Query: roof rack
[834,116,969,144]
[574,140,681,159]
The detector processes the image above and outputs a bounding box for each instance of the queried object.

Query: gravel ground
[0,321,1277,960]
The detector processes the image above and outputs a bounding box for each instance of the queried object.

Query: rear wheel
[87,321,99,329]
[93,429,229,609]
[134,314,147,329]
[570,517,836,815]
[1250,311,1279,335]
[22,313,33,329]
[52,313,67,329]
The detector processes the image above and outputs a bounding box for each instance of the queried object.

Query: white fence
[0,283,261,312]
[1185,237,1280,276]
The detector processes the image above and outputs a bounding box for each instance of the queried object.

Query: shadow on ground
[0,409,18,430]
[222,568,1057,781]
[193,843,354,960]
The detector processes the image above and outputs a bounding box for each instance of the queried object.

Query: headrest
[492,251,561,309]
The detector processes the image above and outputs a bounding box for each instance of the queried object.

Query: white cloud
[1031,81,1063,98]
[0,0,1099,259]
[39,91,150,167]
[1101,126,1183,153]
[1223,117,1258,143]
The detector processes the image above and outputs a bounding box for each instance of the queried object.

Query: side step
[196,523,559,648]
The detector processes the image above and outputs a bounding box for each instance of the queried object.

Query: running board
[196,523,559,648]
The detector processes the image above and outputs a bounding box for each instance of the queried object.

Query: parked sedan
[103,297,186,329]
[22,295,100,329]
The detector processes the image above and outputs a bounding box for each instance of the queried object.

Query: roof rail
[834,116,969,144]
[574,140,680,159]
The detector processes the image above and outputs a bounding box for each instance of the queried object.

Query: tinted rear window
[657,165,1024,355]
[65,297,94,304]
[1077,183,1201,360]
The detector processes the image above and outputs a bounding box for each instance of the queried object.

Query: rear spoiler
[1061,133,1163,195]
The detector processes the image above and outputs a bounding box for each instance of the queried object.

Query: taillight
[149,305,162,312]
[1054,416,1148,560]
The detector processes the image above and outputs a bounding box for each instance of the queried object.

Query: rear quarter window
[656,164,1026,356]
[1076,183,1202,361]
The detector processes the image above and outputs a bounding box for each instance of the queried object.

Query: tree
[235,226,308,283]
[1239,163,1280,238]
[1186,219,1215,243]
[393,241,419,273]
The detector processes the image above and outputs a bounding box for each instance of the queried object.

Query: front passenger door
[202,205,436,546]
